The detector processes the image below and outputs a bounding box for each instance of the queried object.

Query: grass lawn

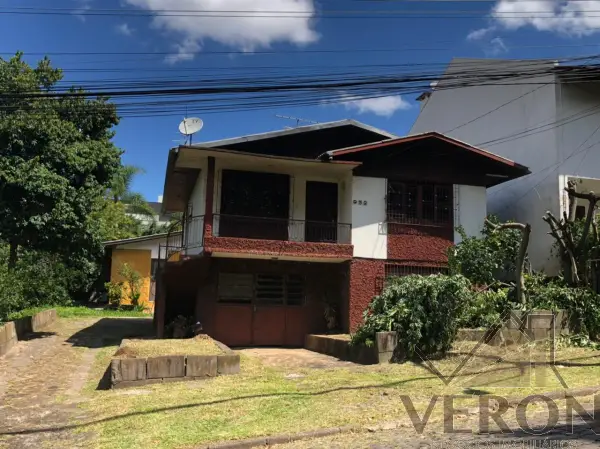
[76,340,600,449]
[5,305,150,321]
[115,336,224,358]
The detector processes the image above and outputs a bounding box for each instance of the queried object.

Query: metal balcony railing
[183,215,204,249]
[212,214,351,244]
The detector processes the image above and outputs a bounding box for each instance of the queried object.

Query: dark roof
[194,119,395,159]
[324,131,530,187]
[103,232,181,247]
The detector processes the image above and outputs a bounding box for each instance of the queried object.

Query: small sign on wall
[353,200,368,206]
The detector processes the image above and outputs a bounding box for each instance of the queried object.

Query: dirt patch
[238,347,358,370]
[115,335,224,358]
[0,317,153,449]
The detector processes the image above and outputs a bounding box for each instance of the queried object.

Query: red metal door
[252,305,286,346]
[214,305,253,347]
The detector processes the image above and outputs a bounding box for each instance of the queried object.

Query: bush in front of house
[351,274,473,360]
[0,247,91,322]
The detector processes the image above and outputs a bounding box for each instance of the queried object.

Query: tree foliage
[351,274,473,359]
[0,52,122,268]
[448,215,524,286]
[544,181,600,287]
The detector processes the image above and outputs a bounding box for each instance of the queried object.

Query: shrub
[105,281,123,307]
[0,249,79,322]
[449,215,523,285]
[118,263,143,307]
[459,288,513,329]
[351,274,473,359]
[526,275,600,340]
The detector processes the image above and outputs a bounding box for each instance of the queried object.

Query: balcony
[206,214,353,261]
[213,214,351,244]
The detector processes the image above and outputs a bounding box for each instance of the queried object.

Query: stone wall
[0,309,58,357]
[305,332,398,365]
[457,310,570,346]
[111,340,241,389]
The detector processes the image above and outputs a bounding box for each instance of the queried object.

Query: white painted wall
[185,158,207,255]
[454,185,487,244]
[411,58,566,272]
[115,239,165,259]
[351,176,387,259]
[211,158,352,243]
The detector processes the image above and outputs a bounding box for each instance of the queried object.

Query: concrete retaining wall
[457,309,569,346]
[0,309,58,357]
[305,332,398,365]
[111,341,241,388]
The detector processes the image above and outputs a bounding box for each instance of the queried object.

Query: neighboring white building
[128,197,173,228]
[411,58,600,274]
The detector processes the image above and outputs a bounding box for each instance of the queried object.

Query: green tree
[92,198,142,242]
[0,52,122,268]
[109,165,156,218]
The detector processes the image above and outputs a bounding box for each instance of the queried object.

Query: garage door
[214,272,308,347]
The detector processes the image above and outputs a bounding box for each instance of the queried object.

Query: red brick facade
[204,236,353,260]
[348,258,385,332]
[387,223,453,263]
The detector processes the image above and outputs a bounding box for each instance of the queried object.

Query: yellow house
[103,233,180,311]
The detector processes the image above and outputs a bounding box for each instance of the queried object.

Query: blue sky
[2,0,600,201]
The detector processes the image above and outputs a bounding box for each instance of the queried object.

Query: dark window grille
[385,264,448,278]
[256,274,285,305]
[387,181,453,226]
[286,275,305,306]
[218,273,305,306]
[375,264,449,295]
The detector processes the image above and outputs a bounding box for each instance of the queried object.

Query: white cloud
[116,23,135,36]
[486,37,509,56]
[488,0,600,36]
[165,39,201,64]
[341,95,412,118]
[467,26,497,41]
[72,0,92,22]
[124,0,319,62]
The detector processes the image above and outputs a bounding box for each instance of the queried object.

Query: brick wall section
[204,236,353,260]
[387,223,453,264]
[348,258,385,332]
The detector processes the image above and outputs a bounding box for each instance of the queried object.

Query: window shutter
[218,273,253,303]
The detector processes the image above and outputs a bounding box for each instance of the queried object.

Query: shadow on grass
[66,318,154,349]
[19,332,56,341]
[0,376,438,436]
[2,379,600,443]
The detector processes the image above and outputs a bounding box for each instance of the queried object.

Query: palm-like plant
[109,165,156,218]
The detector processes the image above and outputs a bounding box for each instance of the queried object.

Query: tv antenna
[178,117,204,145]
[275,115,318,128]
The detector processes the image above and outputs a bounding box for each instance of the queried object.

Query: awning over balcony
[162,146,361,213]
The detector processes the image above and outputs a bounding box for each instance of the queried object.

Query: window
[218,273,254,304]
[286,275,305,306]
[150,259,160,281]
[256,274,285,305]
[387,181,453,225]
[218,273,305,306]
[385,264,448,279]
[376,264,449,295]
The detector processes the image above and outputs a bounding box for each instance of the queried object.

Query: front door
[305,181,339,243]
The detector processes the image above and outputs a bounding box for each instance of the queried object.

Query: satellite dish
[179,117,203,136]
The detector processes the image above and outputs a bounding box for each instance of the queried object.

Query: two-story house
[154,119,528,347]
[411,58,600,274]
